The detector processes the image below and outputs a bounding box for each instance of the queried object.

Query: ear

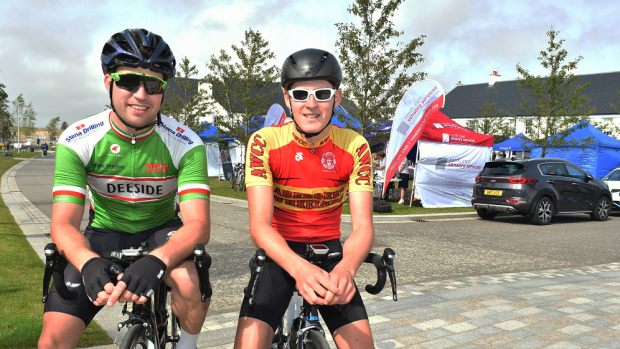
[283,90,292,109]
[334,89,343,108]
[104,74,112,93]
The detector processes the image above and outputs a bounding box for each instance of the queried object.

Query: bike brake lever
[194,243,213,302]
[42,243,57,303]
[383,248,397,301]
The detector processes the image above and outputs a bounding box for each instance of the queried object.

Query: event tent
[407,111,494,208]
[493,133,534,152]
[531,121,620,179]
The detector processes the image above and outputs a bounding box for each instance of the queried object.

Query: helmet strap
[108,81,163,132]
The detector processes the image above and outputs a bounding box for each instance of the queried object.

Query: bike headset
[101,28,176,132]
[281,48,343,139]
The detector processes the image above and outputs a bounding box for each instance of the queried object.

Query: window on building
[525,119,533,135]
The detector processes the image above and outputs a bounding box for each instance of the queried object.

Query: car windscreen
[604,170,620,181]
[480,162,526,176]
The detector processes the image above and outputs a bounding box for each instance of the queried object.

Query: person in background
[42,142,48,157]
[37,137,40,146]
[372,151,393,201]
[397,160,410,204]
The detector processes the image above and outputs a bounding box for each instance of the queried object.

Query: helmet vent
[102,43,117,56]
[288,55,297,66]
[112,33,134,53]
[321,52,329,63]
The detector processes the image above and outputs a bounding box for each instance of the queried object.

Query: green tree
[61,121,69,130]
[21,102,37,138]
[205,28,279,150]
[335,0,426,137]
[0,83,10,144]
[469,100,515,138]
[46,116,61,141]
[515,26,595,157]
[161,57,210,134]
[10,94,25,141]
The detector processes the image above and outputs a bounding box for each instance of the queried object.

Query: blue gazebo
[493,133,535,152]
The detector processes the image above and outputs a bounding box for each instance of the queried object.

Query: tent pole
[410,140,419,207]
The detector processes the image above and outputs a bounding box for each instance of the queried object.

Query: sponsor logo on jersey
[87,173,178,202]
[273,186,346,209]
[249,134,267,179]
[93,163,125,170]
[355,143,372,185]
[295,152,303,161]
[65,121,105,143]
[160,121,194,145]
[321,152,336,169]
[146,163,169,173]
[111,144,121,153]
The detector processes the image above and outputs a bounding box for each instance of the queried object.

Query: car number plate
[484,190,503,196]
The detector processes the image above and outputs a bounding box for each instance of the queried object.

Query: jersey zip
[131,134,136,232]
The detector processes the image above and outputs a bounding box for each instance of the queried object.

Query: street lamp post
[17,102,23,156]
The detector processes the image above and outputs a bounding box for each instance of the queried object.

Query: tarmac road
[16,155,620,316]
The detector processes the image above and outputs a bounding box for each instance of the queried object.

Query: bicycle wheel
[303,330,330,349]
[120,323,149,349]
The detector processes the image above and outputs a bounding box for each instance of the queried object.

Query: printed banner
[382,80,445,196]
[415,141,491,207]
[264,104,286,128]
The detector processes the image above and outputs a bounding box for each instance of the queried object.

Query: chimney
[456,81,463,86]
[489,71,501,86]
[565,62,577,75]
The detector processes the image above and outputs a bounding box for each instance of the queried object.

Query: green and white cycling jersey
[53,110,209,233]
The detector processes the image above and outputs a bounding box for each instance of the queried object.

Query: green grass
[209,176,248,201]
[0,158,113,348]
[209,177,475,216]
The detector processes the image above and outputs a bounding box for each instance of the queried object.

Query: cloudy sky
[1,0,619,127]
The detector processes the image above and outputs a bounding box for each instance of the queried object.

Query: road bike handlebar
[364,248,397,301]
[43,242,213,303]
[42,243,77,303]
[244,247,397,306]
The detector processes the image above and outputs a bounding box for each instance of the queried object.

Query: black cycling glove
[119,255,167,298]
[81,257,122,303]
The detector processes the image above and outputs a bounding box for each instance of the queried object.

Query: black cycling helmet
[281,49,342,141]
[281,48,342,90]
[101,28,176,80]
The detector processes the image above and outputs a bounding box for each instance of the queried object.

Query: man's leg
[333,320,374,349]
[39,313,85,349]
[165,261,210,346]
[233,318,274,349]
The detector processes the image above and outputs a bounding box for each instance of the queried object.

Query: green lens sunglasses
[110,71,168,95]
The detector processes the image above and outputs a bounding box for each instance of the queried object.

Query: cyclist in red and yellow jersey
[234,49,375,349]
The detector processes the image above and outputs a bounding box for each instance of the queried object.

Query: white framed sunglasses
[288,88,337,102]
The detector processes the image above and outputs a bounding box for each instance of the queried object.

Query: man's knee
[167,262,203,301]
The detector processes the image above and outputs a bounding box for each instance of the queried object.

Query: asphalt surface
[16,155,620,316]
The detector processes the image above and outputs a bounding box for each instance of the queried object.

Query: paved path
[5,157,620,348]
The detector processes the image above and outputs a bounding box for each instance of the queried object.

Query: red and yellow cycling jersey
[245,122,373,242]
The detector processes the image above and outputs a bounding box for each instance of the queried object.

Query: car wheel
[530,197,553,225]
[477,209,497,220]
[591,196,611,221]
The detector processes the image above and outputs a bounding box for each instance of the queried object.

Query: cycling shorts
[43,218,183,326]
[238,239,368,334]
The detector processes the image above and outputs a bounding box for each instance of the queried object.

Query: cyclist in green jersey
[38,28,211,349]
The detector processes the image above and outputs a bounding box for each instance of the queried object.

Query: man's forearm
[51,222,98,272]
[339,224,374,278]
[150,220,209,267]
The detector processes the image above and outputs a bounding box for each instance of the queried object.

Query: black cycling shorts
[398,173,410,188]
[238,239,368,334]
[43,218,183,326]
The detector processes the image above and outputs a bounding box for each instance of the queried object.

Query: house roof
[442,71,620,119]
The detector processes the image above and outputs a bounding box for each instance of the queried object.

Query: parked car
[471,158,613,225]
[602,167,620,210]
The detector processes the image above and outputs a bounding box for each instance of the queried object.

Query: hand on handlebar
[107,255,167,306]
[324,266,356,306]
[81,257,123,306]
[292,261,341,306]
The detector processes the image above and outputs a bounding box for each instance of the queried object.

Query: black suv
[471,158,612,225]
